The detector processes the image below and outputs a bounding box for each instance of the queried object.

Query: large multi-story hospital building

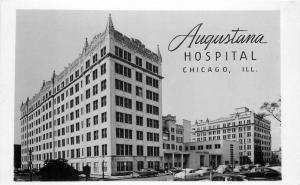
[19,14,163,176]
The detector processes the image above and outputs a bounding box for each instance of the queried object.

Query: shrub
[39,158,80,181]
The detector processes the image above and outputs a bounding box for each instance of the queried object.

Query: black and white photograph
[1,1,300,184]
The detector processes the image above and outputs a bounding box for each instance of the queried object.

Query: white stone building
[191,107,272,164]
[20,14,163,176]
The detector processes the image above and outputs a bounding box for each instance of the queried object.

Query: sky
[15,10,281,150]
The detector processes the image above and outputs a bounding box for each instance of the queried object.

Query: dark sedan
[212,174,247,181]
[241,167,281,181]
[135,168,159,177]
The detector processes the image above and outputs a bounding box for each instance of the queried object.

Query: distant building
[19,14,163,176]
[162,115,190,169]
[162,114,240,170]
[184,140,239,169]
[271,148,281,164]
[191,107,272,164]
[14,144,21,169]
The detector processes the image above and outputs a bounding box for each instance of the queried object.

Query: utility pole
[102,155,105,179]
[28,149,32,181]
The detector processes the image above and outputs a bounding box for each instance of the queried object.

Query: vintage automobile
[211,174,248,181]
[173,168,195,180]
[195,166,213,176]
[134,168,159,177]
[216,165,232,174]
[241,167,281,181]
[169,168,183,175]
[173,168,213,181]
[233,165,243,173]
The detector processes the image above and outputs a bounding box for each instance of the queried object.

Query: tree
[260,98,281,125]
[39,158,80,181]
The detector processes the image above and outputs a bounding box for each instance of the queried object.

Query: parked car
[15,169,30,176]
[241,167,281,181]
[195,166,213,176]
[173,168,195,180]
[242,164,256,171]
[174,168,211,181]
[216,165,232,174]
[135,168,159,177]
[169,168,183,175]
[212,174,248,181]
[233,165,242,173]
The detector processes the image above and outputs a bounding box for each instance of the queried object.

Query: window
[136,116,143,126]
[146,62,152,71]
[136,101,143,111]
[115,79,132,93]
[86,89,90,99]
[146,104,159,115]
[136,131,143,140]
[93,100,98,110]
[146,90,159,102]
[206,145,212,149]
[147,118,159,128]
[135,56,142,67]
[137,145,143,156]
[116,128,132,139]
[101,79,106,91]
[102,144,107,156]
[101,47,106,57]
[147,146,160,156]
[146,76,159,88]
[136,71,143,82]
[86,74,90,85]
[101,96,106,107]
[93,53,98,63]
[93,115,98,125]
[75,70,79,78]
[117,161,133,171]
[94,162,99,173]
[70,87,74,96]
[87,147,91,157]
[137,161,144,170]
[94,145,99,156]
[93,84,98,95]
[215,144,221,149]
[116,112,132,124]
[86,60,90,69]
[86,132,91,141]
[93,69,98,80]
[115,63,131,78]
[102,128,107,138]
[94,130,99,140]
[115,46,123,58]
[86,103,90,113]
[124,50,131,62]
[136,86,143,97]
[147,132,159,142]
[101,63,106,75]
[101,112,107,123]
[116,144,132,156]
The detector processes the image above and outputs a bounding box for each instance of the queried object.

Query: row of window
[116,144,160,157]
[115,46,131,62]
[187,144,221,151]
[22,46,108,119]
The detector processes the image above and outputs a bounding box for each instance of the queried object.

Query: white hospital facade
[20,15,163,176]
[19,15,272,176]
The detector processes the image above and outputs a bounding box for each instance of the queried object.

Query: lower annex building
[191,107,272,164]
[162,114,240,170]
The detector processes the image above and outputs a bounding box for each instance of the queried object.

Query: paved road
[122,175,175,181]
